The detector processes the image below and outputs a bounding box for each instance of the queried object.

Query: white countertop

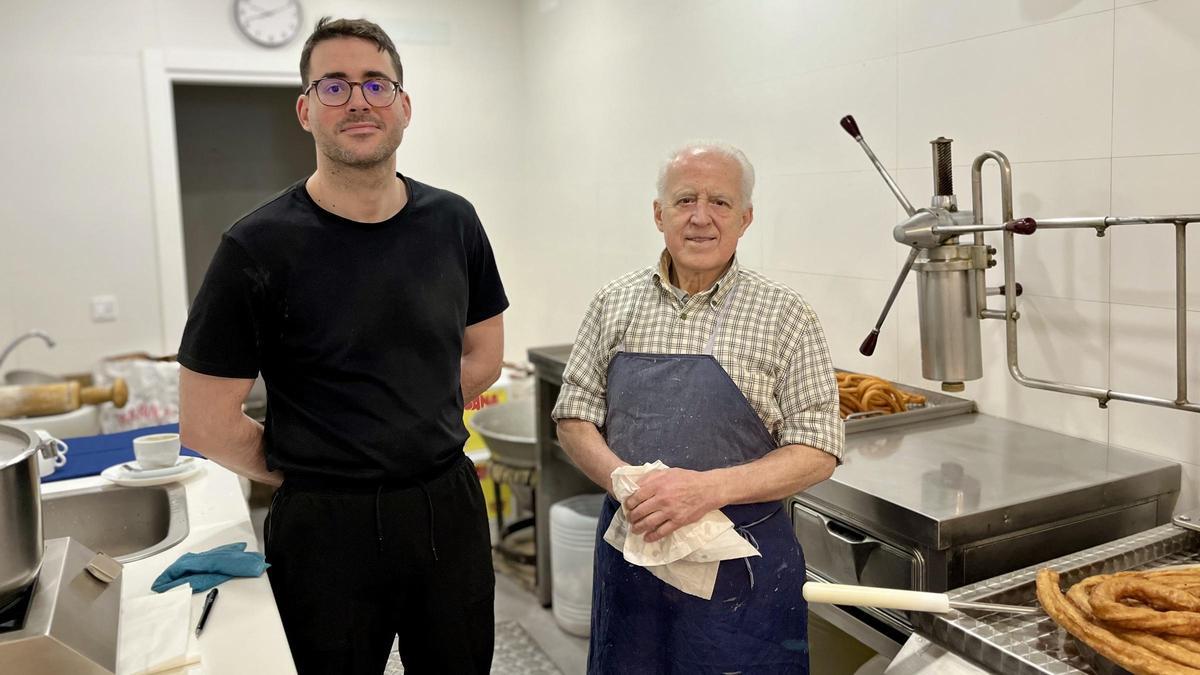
[43,461,296,675]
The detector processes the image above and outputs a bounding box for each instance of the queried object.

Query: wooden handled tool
[0,378,128,419]
[804,582,1039,615]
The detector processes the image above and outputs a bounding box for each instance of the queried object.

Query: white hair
[656,141,755,207]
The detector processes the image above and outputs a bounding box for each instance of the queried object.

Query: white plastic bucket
[550,493,605,637]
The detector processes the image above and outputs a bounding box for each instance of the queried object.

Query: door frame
[142,49,301,353]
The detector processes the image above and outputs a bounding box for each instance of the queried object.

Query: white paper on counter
[604,461,759,599]
[117,585,202,675]
[885,634,994,675]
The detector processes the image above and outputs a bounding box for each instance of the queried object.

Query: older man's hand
[624,468,726,543]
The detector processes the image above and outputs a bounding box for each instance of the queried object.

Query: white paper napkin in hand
[604,461,760,599]
[117,585,202,675]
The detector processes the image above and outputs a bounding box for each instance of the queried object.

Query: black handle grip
[994,282,1024,297]
[840,115,861,140]
[859,329,879,356]
[1006,217,1037,235]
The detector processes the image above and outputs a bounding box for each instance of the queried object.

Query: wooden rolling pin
[0,378,128,419]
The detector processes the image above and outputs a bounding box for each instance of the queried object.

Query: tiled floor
[249,505,589,675]
[385,618,565,674]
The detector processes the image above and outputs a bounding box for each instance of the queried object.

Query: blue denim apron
[587,282,810,674]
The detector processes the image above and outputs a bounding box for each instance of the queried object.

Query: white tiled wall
[1113,1,1200,156]
[517,0,1200,507]
[898,11,1114,168]
[898,0,1113,51]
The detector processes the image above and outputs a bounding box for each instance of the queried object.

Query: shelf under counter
[529,344,603,606]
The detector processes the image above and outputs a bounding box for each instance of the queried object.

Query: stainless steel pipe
[995,211,1200,413]
[1178,222,1188,406]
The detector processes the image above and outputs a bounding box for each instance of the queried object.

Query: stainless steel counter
[796,412,1179,662]
[807,413,1180,555]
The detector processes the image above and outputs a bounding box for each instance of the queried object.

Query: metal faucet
[0,330,56,374]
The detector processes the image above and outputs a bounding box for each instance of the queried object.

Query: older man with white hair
[553,141,843,674]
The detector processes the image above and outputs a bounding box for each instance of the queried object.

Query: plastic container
[550,493,605,637]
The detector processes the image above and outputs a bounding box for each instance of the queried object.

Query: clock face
[234,0,302,48]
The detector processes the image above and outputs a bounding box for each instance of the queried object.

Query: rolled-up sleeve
[776,300,845,462]
[552,293,609,427]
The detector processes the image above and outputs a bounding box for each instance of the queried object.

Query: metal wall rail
[975,152,1200,412]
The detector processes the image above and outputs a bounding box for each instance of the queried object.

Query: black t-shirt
[178,174,509,482]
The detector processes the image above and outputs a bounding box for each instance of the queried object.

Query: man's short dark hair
[299,17,404,86]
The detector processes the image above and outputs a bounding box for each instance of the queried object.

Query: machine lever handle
[840,114,917,217]
[859,330,880,357]
[860,247,921,356]
[1006,217,1037,235]
[839,115,862,140]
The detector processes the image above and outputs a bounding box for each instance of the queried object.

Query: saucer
[101,457,204,486]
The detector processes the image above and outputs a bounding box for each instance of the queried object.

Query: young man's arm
[179,366,282,486]
[461,312,504,403]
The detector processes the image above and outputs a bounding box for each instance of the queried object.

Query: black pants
[265,456,495,674]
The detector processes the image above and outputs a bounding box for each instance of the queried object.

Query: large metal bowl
[469,401,536,469]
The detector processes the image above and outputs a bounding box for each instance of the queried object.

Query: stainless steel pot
[0,424,47,609]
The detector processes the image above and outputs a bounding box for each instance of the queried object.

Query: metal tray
[838,372,976,435]
[914,513,1200,674]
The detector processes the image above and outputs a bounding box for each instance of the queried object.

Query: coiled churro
[1037,568,1200,675]
[1037,567,1200,673]
[836,372,926,419]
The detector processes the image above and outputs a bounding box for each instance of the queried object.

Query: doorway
[172,83,314,305]
[172,83,312,412]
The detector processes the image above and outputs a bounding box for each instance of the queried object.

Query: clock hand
[240,2,267,16]
[246,3,293,21]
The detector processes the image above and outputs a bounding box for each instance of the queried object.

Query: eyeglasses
[304,77,403,108]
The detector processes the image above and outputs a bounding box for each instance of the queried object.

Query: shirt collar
[652,249,740,306]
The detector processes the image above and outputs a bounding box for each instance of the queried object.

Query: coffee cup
[133,433,181,469]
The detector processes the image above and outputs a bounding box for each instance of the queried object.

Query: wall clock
[234,0,302,48]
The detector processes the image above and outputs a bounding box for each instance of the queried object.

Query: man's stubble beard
[317,126,403,169]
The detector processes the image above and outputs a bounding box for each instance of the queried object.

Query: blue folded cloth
[151,542,270,593]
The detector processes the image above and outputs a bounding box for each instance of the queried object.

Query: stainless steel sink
[41,485,188,563]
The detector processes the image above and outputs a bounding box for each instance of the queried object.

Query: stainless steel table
[797,413,1180,657]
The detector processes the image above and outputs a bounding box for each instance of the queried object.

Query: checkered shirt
[552,252,844,462]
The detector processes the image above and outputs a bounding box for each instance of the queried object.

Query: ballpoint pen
[195,587,219,636]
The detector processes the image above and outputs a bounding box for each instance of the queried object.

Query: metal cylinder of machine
[914,245,984,390]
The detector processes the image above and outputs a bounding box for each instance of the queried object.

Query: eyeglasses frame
[303,77,404,108]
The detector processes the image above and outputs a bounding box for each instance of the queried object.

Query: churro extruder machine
[841,114,1200,413]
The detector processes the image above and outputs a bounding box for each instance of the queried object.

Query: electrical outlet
[91,295,118,323]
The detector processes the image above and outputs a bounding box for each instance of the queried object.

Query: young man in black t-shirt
[177,17,507,674]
